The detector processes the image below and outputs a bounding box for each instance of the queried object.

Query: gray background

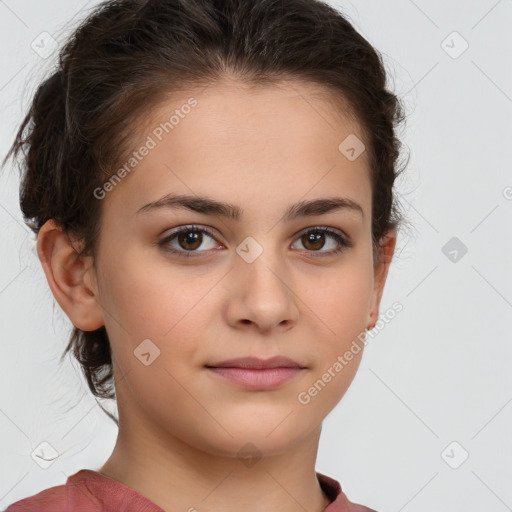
[0,1,511,511]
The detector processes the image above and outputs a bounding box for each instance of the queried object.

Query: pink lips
[205,356,306,390]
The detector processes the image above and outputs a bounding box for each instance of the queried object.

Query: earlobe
[37,219,104,331]
[366,229,397,330]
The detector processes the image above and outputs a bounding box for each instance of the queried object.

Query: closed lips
[205,356,306,369]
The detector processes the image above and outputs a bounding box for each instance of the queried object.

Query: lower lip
[206,367,304,390]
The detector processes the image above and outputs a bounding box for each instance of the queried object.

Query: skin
[37,77,396,512]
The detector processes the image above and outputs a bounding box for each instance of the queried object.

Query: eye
[158,225,222,258]
[291,227,353,257]
[158,224,353,259]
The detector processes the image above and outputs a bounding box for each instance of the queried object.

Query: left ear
[367,228,397,330]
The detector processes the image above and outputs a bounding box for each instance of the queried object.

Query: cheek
[99,248,213,332]
[306,260,373,337]
[99,256,214,412]
[96,251,222,386]
[302,262,372,380]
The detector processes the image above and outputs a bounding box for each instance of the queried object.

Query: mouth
[204,356,307,390]
[205,355,306,369]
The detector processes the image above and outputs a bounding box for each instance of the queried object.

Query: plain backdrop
[0,1,511,511]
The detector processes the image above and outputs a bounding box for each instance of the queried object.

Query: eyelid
[296,224,348,240]
[156,224,222,258]
[292,225,353,255]
[158,223,352,257]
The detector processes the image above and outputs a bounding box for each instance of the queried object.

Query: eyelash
[158,224,353,259]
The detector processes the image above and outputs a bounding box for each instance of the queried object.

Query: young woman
[2,0,406,510]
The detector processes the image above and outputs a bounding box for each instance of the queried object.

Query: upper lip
[205,356,306,369]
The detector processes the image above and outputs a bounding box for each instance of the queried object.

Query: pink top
[5,469,377,511]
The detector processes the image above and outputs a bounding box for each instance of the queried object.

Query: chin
[192,422,312,461]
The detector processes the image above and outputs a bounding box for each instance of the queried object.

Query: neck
[99,409,331,512]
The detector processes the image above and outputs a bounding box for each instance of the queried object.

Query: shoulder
[346,504,379,512]
[4,469,165,512]
[317,472,380,512]
[4,471,102,512]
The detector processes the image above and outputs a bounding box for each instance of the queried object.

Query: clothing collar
[68,469,373,511]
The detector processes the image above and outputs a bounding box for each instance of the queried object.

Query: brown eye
[176,230,203,250]
[301,231,327,251]
[292,227,352,256]
[159,225,220,257]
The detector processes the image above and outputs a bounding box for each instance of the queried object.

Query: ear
[366,228,397,330]
[36,219,104,331]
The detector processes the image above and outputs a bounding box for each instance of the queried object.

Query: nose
[223,246,300,334]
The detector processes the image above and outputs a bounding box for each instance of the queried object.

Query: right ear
[36,219,105,331]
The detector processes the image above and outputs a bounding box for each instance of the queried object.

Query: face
[46,79,395,459]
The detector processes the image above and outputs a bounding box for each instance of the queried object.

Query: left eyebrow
[135,193,364,220]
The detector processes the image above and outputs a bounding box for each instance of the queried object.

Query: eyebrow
[136,193,364,221]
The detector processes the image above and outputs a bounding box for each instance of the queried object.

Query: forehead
[103,78,371,221]
[150,77,366,151]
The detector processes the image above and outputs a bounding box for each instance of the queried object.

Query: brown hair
[2,0,408,423]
